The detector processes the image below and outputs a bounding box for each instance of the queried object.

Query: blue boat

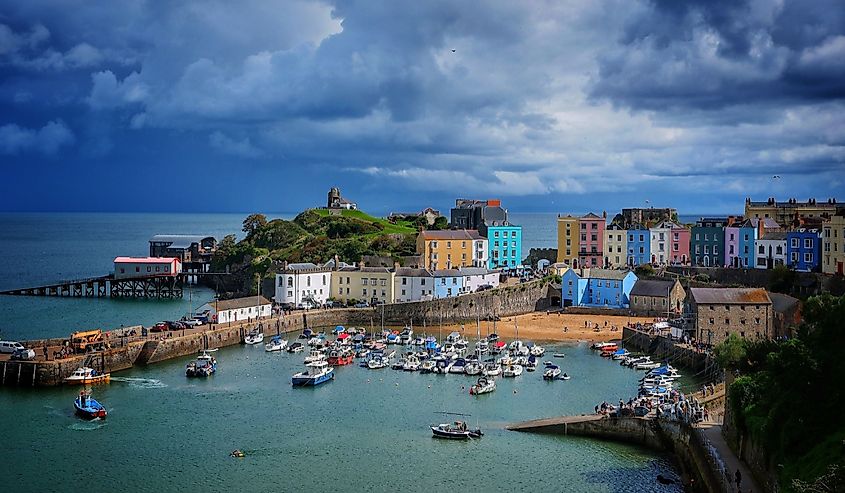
[74,390,107,420]
[291,361,334,387]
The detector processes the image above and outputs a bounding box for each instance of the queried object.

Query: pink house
[578,212,607,268]
[669,223,690,265]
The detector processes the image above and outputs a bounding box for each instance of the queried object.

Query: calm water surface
[1,343,683,493]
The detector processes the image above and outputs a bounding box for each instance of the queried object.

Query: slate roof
[213,296,272,311]
[419,229,483,240]
[578,268,634,280]
[459,267,495,276]
[690,288,771,305]
[630,280,676,297]
[395,268,432,277]
[760,232,788,240]
[769,292,800,314]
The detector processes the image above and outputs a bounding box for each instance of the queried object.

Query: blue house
[626,224,650,267]
[561,268,638,308]
[737,220,758,268]
[481,222,522,271]
[432,269,464,298]
[787,228,822,272]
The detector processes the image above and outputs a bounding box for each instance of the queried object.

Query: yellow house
[416,230,487,271]
[822,212,845,275]
[330,266,395,305]
[556,215,579,265]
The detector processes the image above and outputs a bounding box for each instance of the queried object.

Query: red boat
[327,349,355,366]
[600,344,619,356]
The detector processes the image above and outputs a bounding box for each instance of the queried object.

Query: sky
[1,0,843,216]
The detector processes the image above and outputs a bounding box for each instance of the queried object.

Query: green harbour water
[2,342,684,493]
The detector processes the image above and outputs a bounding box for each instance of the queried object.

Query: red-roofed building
[114,257,181,279]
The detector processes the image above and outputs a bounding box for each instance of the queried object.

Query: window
[755,317,761,324]
[346,277,350,284]
[381,279,386,286]
[307,277,311,287]
[431,241,437,248]
[791,252,799,262]
[591,234,597,241]
[120,268,125,274]
[511,231,516,237]
[363,288,367,296]
[402,278,407,285]
[791,238,799,248]
[361,278,368,285]
[461,241,466,248]
[421,279,426,285]
[639,235,644,242]
[155,266,160,272]
[709,318,714,324]
[147,266,151,272]
[287,278,293,287]
[371,279,377,286]
[804,238,813,249]
[494,231,499,237]
[322,275,326,285]
[725,318,730,324]
[581,233,586,241]
[447,241,451,248]
[758,245,764,254]
[804,252,813,263]
[288,290,293,297]
[629,234,634,242]
[401,289,406,296]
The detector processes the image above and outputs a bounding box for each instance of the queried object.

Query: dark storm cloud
[591,0,845,111]
[0,0,842,213]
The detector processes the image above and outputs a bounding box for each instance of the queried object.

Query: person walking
[735,469,742,491]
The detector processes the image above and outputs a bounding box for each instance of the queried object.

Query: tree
[242,213,268,239]
[634,264,655,277]
[713,333,746,370]
[431,216,448,230]
[769,264,796,295]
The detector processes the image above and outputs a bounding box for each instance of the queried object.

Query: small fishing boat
[291,361,334,387]
[469,376,496,395]
[327,348,355,366]
[64,367,110,385]
[264,336,287,352]
[553,353,566,358]
[287,342,304,353]
[525,355,538,372]
[464,361,483,376]
[186,350,217,377]
[74,390,107,420]
[611,348,630,360]
[244,328,264,345]
[543,364,562,380]
[502,364,523,377]
[430,421,483,439]
[591,341,617,350]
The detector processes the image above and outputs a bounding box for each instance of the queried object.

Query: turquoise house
[561,268,638,308]
[482,223,522,271]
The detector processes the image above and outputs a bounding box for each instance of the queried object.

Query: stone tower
[328,187,341,208]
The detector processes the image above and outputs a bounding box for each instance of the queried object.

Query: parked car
[0,341,25,354]
[150,322,169,333]
[11,348,36,361]
[182,318,203,327]
[167,321,188,331]
[476,284,494,292]
[353,302,369,309]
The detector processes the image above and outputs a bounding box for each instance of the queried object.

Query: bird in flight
[451,49,456,53]
[772,175,781,179]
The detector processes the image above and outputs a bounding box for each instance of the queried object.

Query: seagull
[451,49,456,53]
[772,175,781,179]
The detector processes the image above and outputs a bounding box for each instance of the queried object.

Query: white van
[0,341,25,354]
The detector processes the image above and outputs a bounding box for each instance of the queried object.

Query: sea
[0,212,688,492]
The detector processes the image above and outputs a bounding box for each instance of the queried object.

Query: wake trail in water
[110,377,167,389]
[68,420,107,431]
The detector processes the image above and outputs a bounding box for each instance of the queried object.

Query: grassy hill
[310,208,417,235]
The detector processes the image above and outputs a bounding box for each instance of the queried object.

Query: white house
[459,267,500,293]
[274,262,332,308]
[472,237,489,268]
[649,221,673,266]
[755,232,787,269]
[394,267,435,302]
[198,296,272,324]
[114,256,181,279]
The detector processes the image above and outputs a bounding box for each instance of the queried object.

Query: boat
[464,361,483,376]
[244,327,264,345]
[445,331,463,344]
[430,421,483,439]
[600,345,619,356]
[559,372,571,380]
[392,358,407,370]
[420,360,436,374]
[502,364,523,377]
[287,342,304,353]
[412,336,425,346]
[399,327,413,345]
[453,342,469,356]
[483,362,501,376]
[475,339,489,354]
[74,390,107,420]
[591,341,617,350]
[291,361,334,386]
[327,348,355,366]
[264,336,287,352]
[403,354,421,371]
[367,356,389,369]
[487,333,499,343]
[529,344,545,357]
[611,348,630,360]
[186,350,217,377]
[448,358,467,374]
[543,364,562,380]
[469,376,496,395]
[553,353,566,358]
[647,365,682,379]
[64,367,110,385]
[525,355,538,372]
[635,361,661,370]
[386,332,400,345]
[304,349,326,364]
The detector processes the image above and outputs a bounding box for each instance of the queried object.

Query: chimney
[393,261,400,271]
[333,255,339,271]
[602,211,607,219]
[757,218,765,239]
[283,261,288,271]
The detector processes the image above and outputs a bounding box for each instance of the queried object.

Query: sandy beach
[433,311,655,343]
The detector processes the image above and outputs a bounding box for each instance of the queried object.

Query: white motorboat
[469,376,496,395]
[291,361,334,387]
[483,362,502,376]
[449,358,467,374]
[591,342,617,350]
[244,328,264,345]
[475,340,489,354]
[635,361,661,370]
[454,342,469,356]
[403,355,421,371]
[529,345,545,357]
[502,364,523,377]
[367,356,389,369]
[264,336,288,352]
[304,349,326,363]
[543,365,562,380]
[442,342,456,354]
[419,360,436,373]
[464,361,483,376]
[399,327,413,345]
[286,342,305,353]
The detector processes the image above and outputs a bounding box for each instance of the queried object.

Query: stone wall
[622,326,722,381]
[666,266,832,296]
[564,306,632,317]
